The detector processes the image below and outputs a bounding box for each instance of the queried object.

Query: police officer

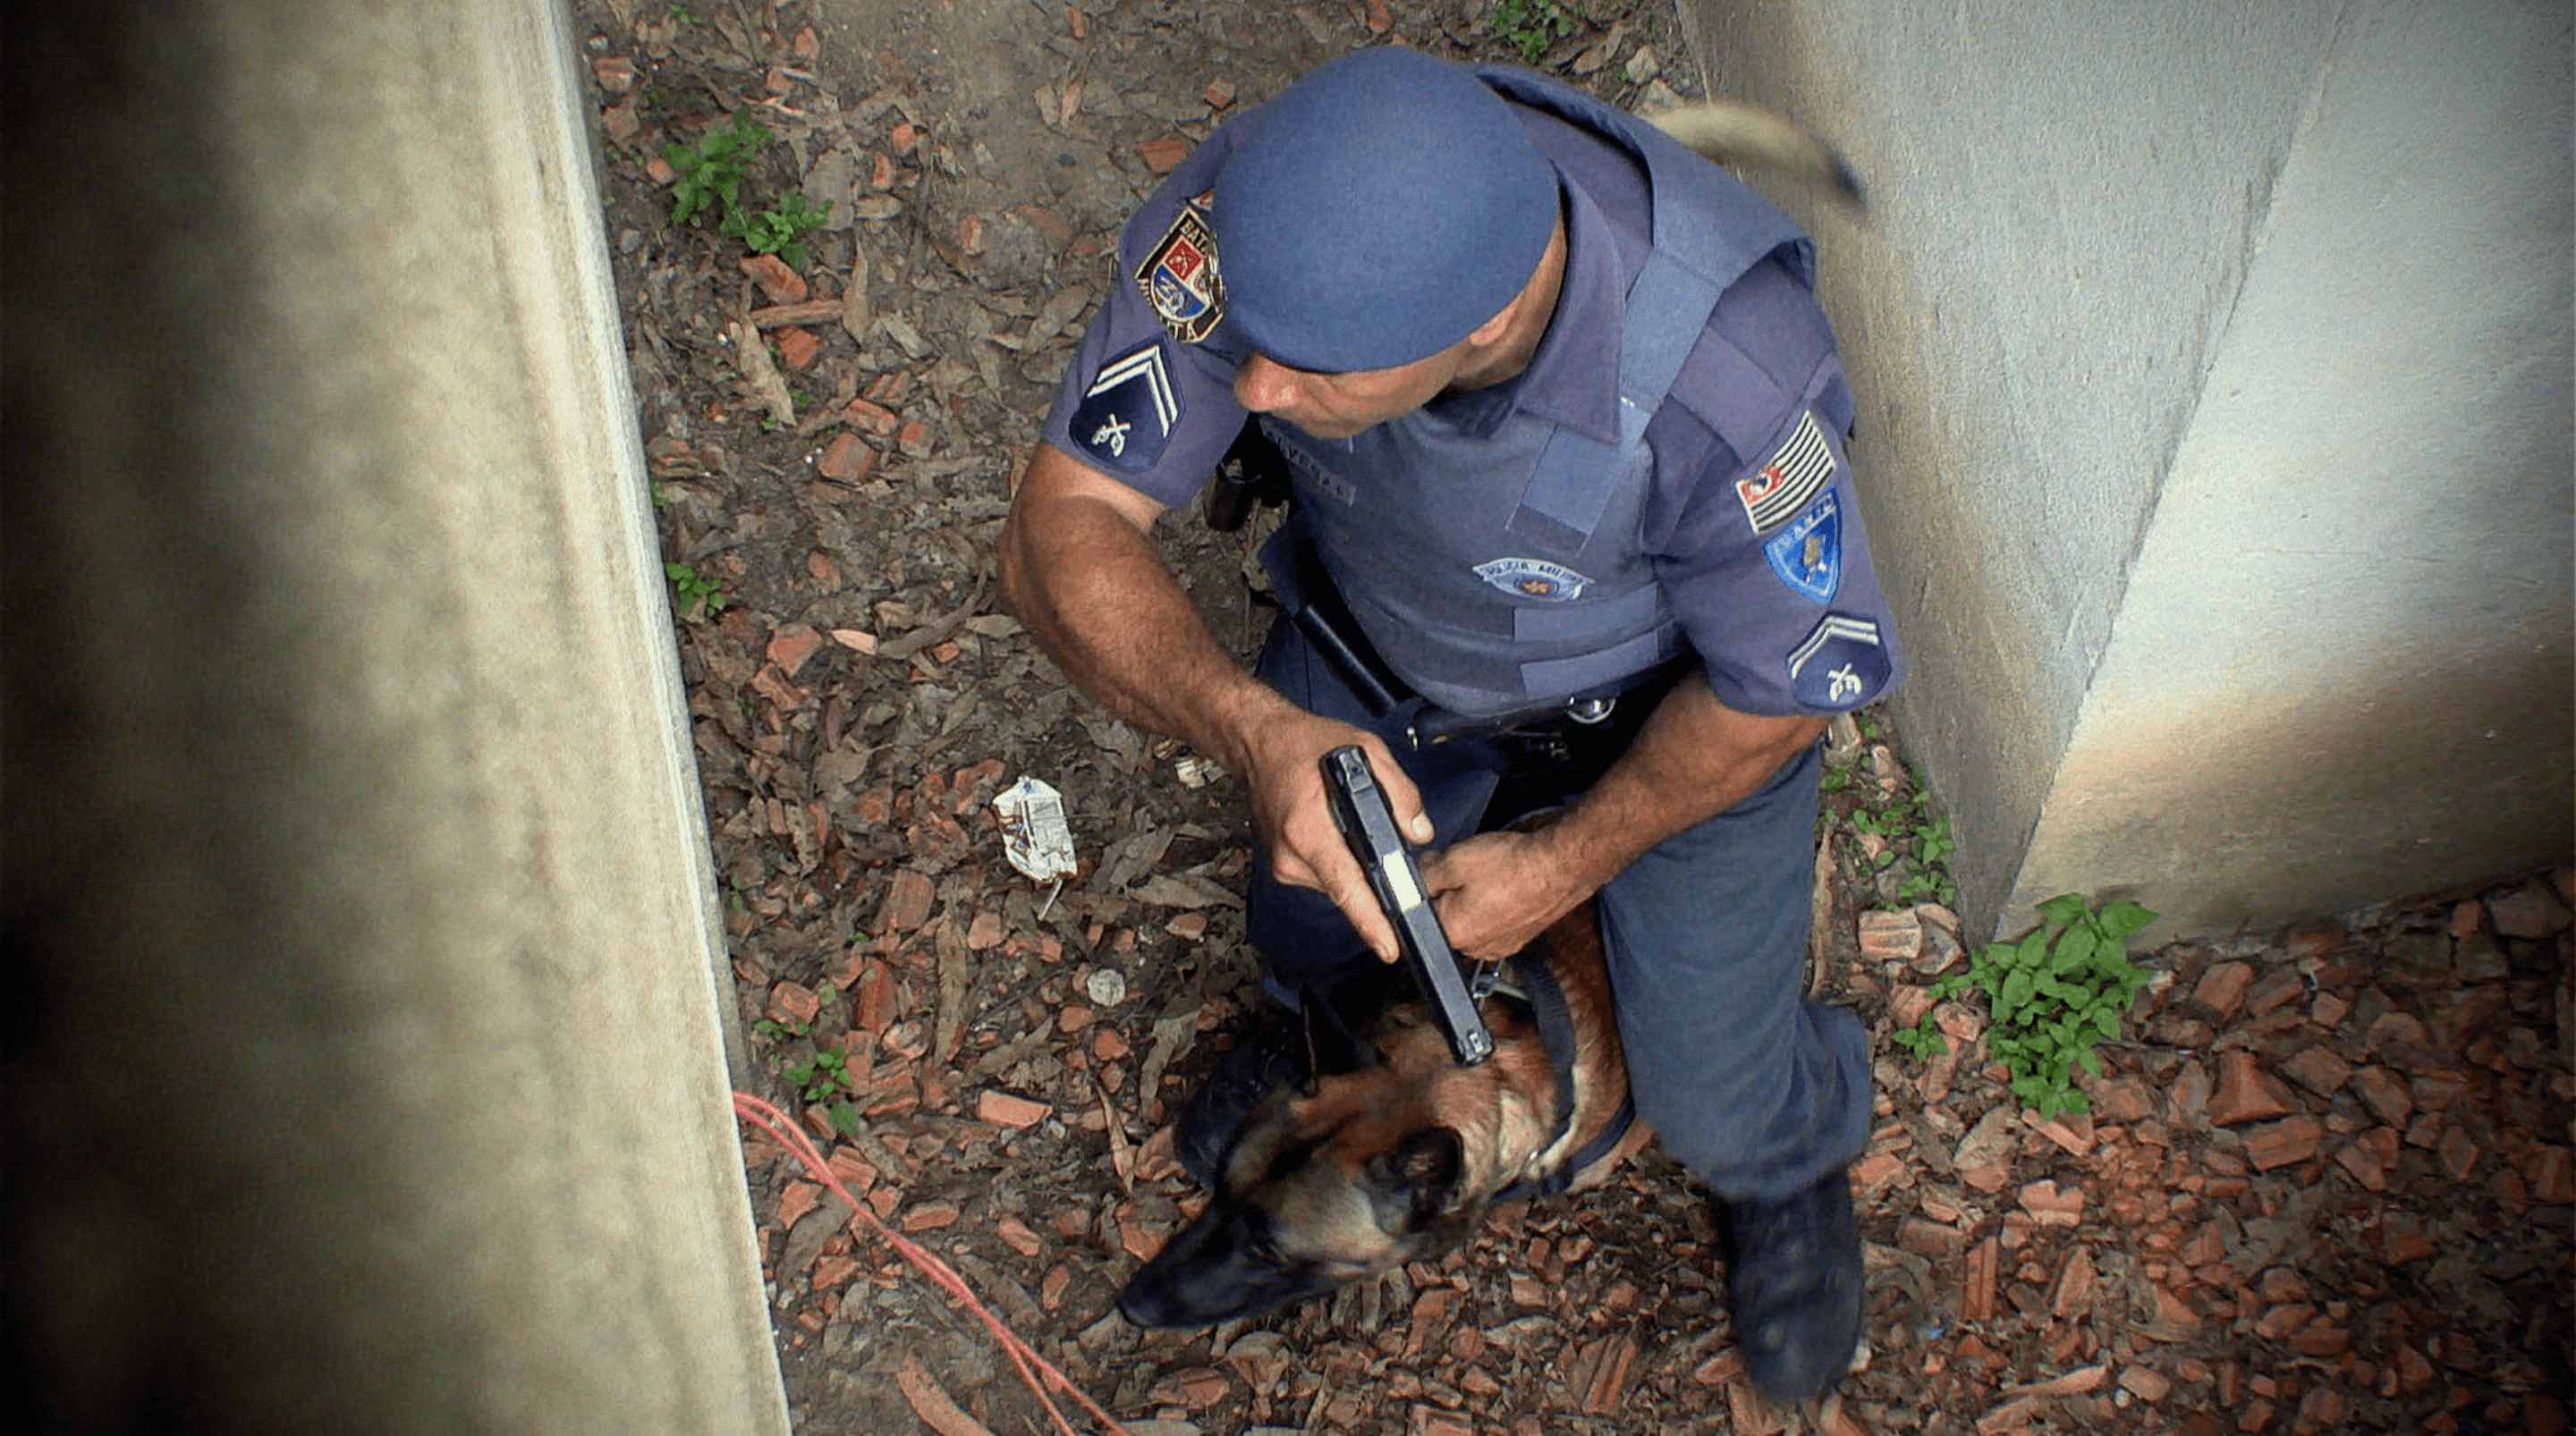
[997,48,1901,1402]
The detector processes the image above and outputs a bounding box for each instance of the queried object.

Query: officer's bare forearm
[1538,682,1825,895]
[998,492,1286,768]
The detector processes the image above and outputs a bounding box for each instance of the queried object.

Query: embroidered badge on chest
[1785,612,1889,711]
[1736,410,1836,534]
[1134,198,1224,344]
[1072,341,1181,475]
[1473,557,1592,602]
[1762,490,1843,604]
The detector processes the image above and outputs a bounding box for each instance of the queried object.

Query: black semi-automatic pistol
[1319,746,1493,1067]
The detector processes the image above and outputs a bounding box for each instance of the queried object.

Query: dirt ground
[568,1,2574,1431]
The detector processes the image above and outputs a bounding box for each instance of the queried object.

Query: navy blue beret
[1213,50,1558,373]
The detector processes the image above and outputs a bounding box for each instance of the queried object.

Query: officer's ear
[1463,214,1563,351]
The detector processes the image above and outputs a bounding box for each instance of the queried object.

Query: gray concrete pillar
[1677,0,2572,940]
[5,4,788,1430]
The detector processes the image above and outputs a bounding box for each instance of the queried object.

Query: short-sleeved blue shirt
[1042,93,1902,719]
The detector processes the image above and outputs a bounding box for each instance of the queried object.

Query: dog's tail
[1644,100,1867,208]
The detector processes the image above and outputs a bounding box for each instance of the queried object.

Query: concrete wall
[1678,0,2573,939]
[4,4,788,1431]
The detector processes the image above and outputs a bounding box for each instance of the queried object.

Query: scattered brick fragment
[2245,1116,2323,1171]
[2119,1365,2173,1402]
[976,1090,1049,1129]
[773,325,821,370]
[842,396,901,435]
[1898,1216,1967,1259]
[766,623,822,679]
[2209,1051,2297,1126]
[777,1180,821,1231]
[740,253,807,305]
[2194,960,2254,1019]
[1857,908,1923,965]
[2018,1178,2086,1226]
[878,870,935,933]
[1963,1237,2000,1322]
[2488,880,2570,938]
[768,981,820,1027]
[2277,1043,2352,1097]
[2530,1145,2574,1203]
[2051,1246,2096,1317]
[900,1201,959,1232]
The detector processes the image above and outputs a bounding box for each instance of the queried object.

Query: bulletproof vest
[1259,67,1817,719]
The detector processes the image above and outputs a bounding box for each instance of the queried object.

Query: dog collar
[1491,953,1638,1204]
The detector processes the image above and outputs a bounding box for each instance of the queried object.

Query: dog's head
[1117,1039,1519,1330]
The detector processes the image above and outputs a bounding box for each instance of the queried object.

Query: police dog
[1115,892,1651,1329]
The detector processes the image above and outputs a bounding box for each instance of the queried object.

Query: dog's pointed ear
[1365,1126,1465,1229]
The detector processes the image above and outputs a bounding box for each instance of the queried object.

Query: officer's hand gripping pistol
[1319,746,1494,1066]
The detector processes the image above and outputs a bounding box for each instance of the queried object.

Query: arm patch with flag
[1735,409,1835,534]
[1071,341,1182,475]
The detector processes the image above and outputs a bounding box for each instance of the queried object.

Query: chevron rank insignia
[1736,410,1836,534]
[1072,341,1181,475]
[1786,612,1889,710]
[1762,490,1842,604]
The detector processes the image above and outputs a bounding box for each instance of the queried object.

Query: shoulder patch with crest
[1072,341,1181,475]
[1735,410,1836,534]
[1785,612,1889,711]
[1761,490,1842,604]
[1134,197,1224,343]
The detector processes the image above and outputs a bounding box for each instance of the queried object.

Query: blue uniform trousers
[1244,613,1874,1203]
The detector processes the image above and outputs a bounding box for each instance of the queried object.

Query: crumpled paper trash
[992,775,1078,883]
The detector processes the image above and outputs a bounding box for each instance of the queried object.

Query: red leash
[731,1091,1131,1436]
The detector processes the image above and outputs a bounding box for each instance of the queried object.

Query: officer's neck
[1446,210,1571,395]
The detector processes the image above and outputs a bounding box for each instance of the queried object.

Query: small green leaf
[2013,928,2051,968]
[2097,899,2158,938]
[2003,967,2038,1015]
[829,1101,861,1136]
[2050,925,2098,975]
[2035,893,2089,927]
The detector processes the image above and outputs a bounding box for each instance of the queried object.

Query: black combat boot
[1717,1166,1866,1402]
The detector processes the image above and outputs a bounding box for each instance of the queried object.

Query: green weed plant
[1894,894,2158,1121]
[757,986,863,1136]
[665,561,728,620]
[1487,0,1578,63]
[662,114,833,269]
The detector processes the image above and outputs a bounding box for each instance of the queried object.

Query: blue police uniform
[1040,63,1898,1205]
